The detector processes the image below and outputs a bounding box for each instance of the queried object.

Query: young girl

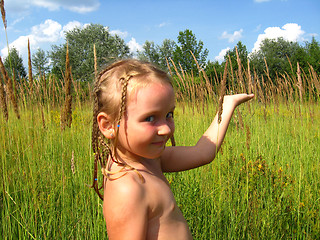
[91,59,254,239]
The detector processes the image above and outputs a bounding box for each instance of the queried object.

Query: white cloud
[31,0,100,13]
[61,21,82,38]
[110,30,128,39]
[31,19,62,43]
[67,4,99,14]
[252,23,305,52]
[215,47,230,62]
[221,29,243,43]
[6,0,100,13]
[31,0,60,11]
[127,38,143,54]
[1,19,82,64]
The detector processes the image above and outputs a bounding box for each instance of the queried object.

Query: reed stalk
[247,59,252,95]
[0,56,20,119]
[28,39,34,97]
[228,55,235,93]
[94,44,97,80]
[61,43,72,130]
[0,0,6,29]
[245,125,251,151]
[190,50,214,101]
[235,46,245,92]
[296,62,303,103]
[0,75,8,121]
[218,60,228,124]
[308,64,320,99]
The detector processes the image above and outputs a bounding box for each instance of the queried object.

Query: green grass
[1,101,319,239]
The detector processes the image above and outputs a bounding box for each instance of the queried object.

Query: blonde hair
[91,59,175,199]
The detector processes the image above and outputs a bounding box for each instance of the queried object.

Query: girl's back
[103,158,193,240]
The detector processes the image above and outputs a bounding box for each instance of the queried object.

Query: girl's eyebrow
[139,106,175,118]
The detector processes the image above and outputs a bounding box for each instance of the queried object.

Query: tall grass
[1,105,108,239]
[1,99,319,239]
[169,101,320,239]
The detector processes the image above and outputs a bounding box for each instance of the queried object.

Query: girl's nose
[158,122,172,136]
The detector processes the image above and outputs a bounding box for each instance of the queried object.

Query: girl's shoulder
[104,162,146,197]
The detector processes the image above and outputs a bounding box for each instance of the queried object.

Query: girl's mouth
[152,141,166,146]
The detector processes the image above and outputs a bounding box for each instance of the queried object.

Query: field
[1,39,320,239]
[1,92,320,239]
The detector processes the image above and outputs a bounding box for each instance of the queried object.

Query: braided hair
[91,59,176,200]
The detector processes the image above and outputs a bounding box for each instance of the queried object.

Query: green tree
[4,47,26,80]
[250,37,301,81]
[225,41,248,71]
[158,39,176,71]
[50,24,130,82]
[205,60,224,86]
[32,48,50,76]
[305,37,320,72]
[138,39,176,71]
[137,41,160,66]
[173,29,209,75]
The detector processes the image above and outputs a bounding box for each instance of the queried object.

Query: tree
[32,48,50,76]
[205,60,224,86]
[4,47,26,80]
[305,37,320,72]
[158,39,176,71]
[137,41,160,66]
[50,24,130,82]
[250,37,301,80]
[138,39,176,71]
[173,29,209,74]
[225,41,248,71]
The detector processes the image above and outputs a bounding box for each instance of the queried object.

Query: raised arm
[161,94,254,172]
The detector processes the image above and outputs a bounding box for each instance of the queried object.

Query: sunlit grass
[1,101,319,239]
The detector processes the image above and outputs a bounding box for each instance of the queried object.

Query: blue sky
[1,0,319,66]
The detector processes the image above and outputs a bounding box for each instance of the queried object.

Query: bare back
[103,158,193,240]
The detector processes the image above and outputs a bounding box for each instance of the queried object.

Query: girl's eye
[145,116,155,122]
[166,112,174,119]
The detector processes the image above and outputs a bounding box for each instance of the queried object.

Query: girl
[91,59,254,239]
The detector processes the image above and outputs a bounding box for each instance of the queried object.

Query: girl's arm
[161,94,254,172]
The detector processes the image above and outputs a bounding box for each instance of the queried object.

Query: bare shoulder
[104,170,147,214]
[103,170,148,239]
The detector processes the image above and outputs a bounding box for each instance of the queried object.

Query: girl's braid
[118,75,130,126]
[91,70,114,200]
[113,75,130,159]
[91,85,104,199]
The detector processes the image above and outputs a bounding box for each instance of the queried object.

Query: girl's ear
[97,112,115,139]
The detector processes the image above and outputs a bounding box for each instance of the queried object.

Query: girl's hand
[223,94,254,108]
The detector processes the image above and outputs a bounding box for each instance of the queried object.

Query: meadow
[1,46,320,239]
[1,96,319,239]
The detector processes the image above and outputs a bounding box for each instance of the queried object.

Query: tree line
[3,23,320,88]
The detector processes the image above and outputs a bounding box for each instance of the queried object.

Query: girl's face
[116,81,175,162]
